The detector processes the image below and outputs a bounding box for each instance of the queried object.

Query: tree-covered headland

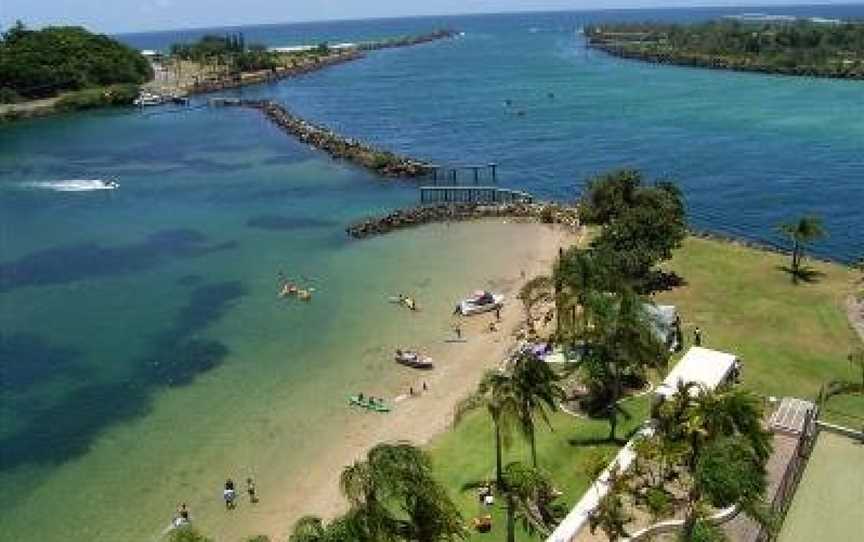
[586,19,864,79]
[0,22,152,105]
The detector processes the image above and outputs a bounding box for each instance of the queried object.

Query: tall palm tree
[778,215,825,283]
[500,462,565,542]
[475,370,519,488]
[581,288,666,441]
[510,351,565,467]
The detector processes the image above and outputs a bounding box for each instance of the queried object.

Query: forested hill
[586,20,864,79]
[0,23,153,103]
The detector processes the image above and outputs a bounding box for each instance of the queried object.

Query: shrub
[168,526,213,542]
[644,486,671,520]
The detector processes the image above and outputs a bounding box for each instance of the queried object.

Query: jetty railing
[419,186,533,204]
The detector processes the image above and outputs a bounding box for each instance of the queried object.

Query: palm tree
[517,276,554,336]
[778,215,825,283]
[653,385,773,539]
[500,462,565,542]
[554,247,611,342]
[581,288,666,441]
[474,370,519,488]
[291,443,465,542]
[509,351,565,467]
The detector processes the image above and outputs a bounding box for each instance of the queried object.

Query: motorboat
[456,290,504,316]
[394,349,434,369]
[133,91,166,106]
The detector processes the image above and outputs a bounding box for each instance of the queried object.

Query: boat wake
[21,179,119,192]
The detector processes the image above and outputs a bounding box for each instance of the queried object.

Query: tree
[474,370,519,487]
[777,215,825,283]
[500,462,565,542]
[517,275,554,336]
[578,169,686,291]
[290,443,465,542]
[580,288,667,440]
[652,385,773,540]
[509,351,565,467]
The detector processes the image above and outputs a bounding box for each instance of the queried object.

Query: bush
[0,87,22,103]
[0,23,152,99]
[55,83,139,111]
[644,486,671,519]
[168,526,213,542]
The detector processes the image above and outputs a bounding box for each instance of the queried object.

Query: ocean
[1,5,863,540]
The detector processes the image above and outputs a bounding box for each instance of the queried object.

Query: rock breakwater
[230,100,433,177]
[346,202,580,238]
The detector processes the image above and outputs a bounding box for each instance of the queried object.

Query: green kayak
[349,395,391,412]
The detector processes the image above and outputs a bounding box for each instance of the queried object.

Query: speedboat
[133,91,165,106]
[394,350,434,369]
[456,290,504,316]
[101,179,120,189]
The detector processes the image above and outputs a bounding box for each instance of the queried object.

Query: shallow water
[2,5,864,541]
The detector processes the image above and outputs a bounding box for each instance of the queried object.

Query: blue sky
[0,1,855,33]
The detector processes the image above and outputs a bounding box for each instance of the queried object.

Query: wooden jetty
[419,186,533,204]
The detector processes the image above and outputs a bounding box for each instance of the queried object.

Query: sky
[0,0,856,34]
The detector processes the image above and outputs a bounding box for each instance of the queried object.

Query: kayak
[349,395,391,412]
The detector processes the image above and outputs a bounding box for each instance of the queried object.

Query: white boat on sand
[394,349,434,369]
[456,290,504,316]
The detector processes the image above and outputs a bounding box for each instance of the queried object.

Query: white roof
[140,49,161,56]
[655,346,737,399]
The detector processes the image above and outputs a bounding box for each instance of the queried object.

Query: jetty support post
[488,162,497,183]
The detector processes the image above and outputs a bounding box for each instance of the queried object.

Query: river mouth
[3,5,864,541]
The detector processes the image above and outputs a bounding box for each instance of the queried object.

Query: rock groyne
[346,202,580,238]
[230,99,432,177]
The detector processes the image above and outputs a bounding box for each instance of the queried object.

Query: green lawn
[428,395,649,541]
[655,237,862,418]
[777,431,864,542]
[427,236,862,540]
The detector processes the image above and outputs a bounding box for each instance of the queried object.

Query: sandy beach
[234,220,580,540]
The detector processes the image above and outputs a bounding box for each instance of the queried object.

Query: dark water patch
[157,281,246,348]
[145,339,229,387]
[0,332,82,391]
[0,381,152,469]
[246,214,336,231]
[176,274,204,287]
[0,280,246,471]
[0,229,237,293]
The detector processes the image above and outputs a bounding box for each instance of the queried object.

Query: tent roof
[655,346,737,398]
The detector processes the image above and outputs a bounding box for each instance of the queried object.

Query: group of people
[223,477,258,510]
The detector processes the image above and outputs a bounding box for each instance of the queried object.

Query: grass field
[427,235,862,540]
[429,396,650,542]
[777,431,864,542]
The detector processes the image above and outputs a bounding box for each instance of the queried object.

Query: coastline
[226,220,581,541]
[587,41,864,81]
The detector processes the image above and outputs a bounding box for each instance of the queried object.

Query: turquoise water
[2,5,863,540]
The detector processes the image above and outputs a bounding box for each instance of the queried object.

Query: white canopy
[655,346,737,399]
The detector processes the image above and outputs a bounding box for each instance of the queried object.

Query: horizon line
[73,2,864,36]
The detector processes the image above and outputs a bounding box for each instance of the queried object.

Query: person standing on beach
[224,479,236,510]
[246,477,257,504]
[495,306,501,321]
[454,324,462,339]
[694,326,703,346]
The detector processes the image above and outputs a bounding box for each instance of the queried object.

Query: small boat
[394,350,434,369]
[349,395,390,412]
[133,91,166,106]
[101,179,120,189]
[456,290,504,316]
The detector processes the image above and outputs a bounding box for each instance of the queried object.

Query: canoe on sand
[349,395,391,412]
